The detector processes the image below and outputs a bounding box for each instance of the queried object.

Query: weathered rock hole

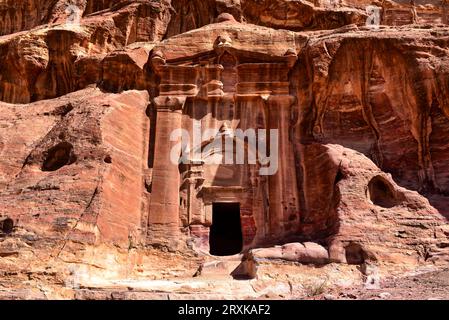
[0,218,14,234]
[368,176,397,208]
[345,243,366,265]
[42,142,76,171]
[104,155,112,164]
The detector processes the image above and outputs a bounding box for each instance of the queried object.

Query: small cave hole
[42,142,76,172]
[104,155,112,164]
[367,176,397,208]
[345,243,366,265]
[1,218,14,234]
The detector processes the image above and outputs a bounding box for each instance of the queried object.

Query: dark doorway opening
[209,203,243,256]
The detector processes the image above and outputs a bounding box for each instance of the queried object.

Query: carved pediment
[150,40,297,99]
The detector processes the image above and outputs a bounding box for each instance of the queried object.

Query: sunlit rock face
[1,0,449,300]
[139,17,449,263]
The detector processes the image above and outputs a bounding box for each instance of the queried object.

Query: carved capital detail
[153,96,187,111]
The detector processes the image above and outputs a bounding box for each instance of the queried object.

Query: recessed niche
[42,142,76,171]
[367,176,397,208]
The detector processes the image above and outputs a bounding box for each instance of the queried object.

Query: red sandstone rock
[0,88,150,246]
[252,242,330,264]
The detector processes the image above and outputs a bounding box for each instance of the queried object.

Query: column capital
[263,94,297,107]
[153,96,187,111]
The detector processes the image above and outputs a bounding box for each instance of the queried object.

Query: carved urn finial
[216,13,236,23]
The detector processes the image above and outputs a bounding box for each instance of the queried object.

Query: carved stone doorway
[209,203,243,256]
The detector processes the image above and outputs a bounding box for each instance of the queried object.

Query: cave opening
[0,218,14,234]
[345,243,366,265]
[42,142,75,171]
[368,176,397,208]
[209,203,243,256]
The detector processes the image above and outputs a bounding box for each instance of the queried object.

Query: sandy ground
[1,241,448,300]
